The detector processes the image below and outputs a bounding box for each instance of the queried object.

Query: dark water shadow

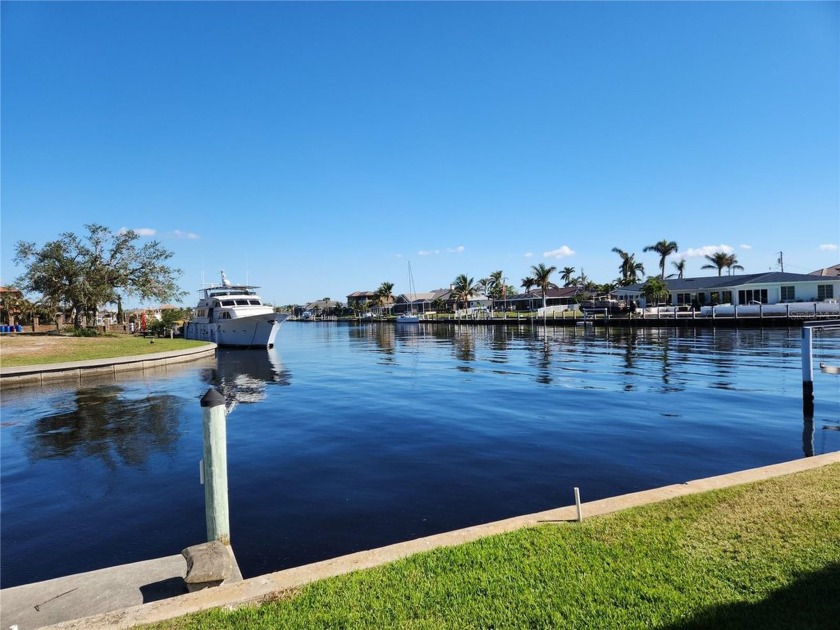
[25,387,183,468]
[660,563,840,630]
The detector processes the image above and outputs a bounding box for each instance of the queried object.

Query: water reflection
[202,348,290,412]
[25,386,183,468]
[802,420,814,457]
[348,323,396,361]
[451,325,477,371]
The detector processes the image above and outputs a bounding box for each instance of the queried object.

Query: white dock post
[201,388,230,545]
[802,326,814,417]
[574,487,583,522]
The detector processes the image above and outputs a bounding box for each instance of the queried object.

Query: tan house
[346,291,379,311]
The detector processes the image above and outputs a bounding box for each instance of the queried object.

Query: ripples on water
[1,324,838,587]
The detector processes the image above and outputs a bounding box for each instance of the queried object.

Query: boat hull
[184,313,289,348]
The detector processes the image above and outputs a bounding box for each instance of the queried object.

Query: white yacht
[183,271,288,349]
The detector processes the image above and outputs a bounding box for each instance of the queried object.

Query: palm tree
[530,263,557,310]
[451,274,478,311]
[612,247,645,286]
[521,276,535,294]
[701,252,742,276]
[561,266,576,287]
[376,282,394,313]
[670,259,687,279]
[724,254,744,276]
[488,270,504,299]
[576,269,590,288]
[643,239,679,280]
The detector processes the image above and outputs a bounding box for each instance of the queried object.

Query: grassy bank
[149,463,840,629]
[0,335,210,367]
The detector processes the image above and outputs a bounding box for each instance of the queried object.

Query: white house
[619,272,839,308]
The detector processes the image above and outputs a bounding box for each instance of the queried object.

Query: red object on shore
[141,312,146,332]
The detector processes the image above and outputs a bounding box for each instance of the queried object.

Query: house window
[738,289,768,304]
[780,286,795,302]
[818,285,835,301]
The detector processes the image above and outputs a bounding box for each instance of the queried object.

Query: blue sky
[2,1,838,307]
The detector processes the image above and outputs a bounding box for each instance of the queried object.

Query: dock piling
[801,327,814,418]
[201,388,230,545]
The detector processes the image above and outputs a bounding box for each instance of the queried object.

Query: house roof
[622,271,836,293]
[506,286,581,300]
[395,291,438,303]
[810,264,840,277]
[346,291,378,299]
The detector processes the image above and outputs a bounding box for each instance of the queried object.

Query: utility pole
[777,251,784,273]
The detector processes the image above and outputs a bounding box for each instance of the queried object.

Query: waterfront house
[619,272,839,308]
[304,299,342,317]
[502,286,582,312]
[346,291,379,312]
[393,290,441,314]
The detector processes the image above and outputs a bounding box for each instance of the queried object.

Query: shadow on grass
[663,563,840,630]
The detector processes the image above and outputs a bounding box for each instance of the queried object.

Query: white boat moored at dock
[183,271,288,349]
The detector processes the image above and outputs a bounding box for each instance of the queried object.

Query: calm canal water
[2,323,839,588]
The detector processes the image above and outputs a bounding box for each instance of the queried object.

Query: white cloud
[418,246,463,256]
[819,243,839,251]
[739,244,752,250]
[683,244,734,258]
[118,227,157,237]
[172,230,200,240]
[543,245,575,259]
[524,252,534,258]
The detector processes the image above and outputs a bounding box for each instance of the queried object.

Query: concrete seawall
[0,343,217,388]
[14,451,837,630]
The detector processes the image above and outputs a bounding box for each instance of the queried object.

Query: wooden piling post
[802,326,814,418]
[201,388,230,545]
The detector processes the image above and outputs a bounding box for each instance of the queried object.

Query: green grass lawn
[148,463,840,629]
[0,335,211,367]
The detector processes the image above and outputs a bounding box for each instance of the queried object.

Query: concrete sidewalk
[1,546,242,630]
[2,451,836,630]
[1,555,188,629]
